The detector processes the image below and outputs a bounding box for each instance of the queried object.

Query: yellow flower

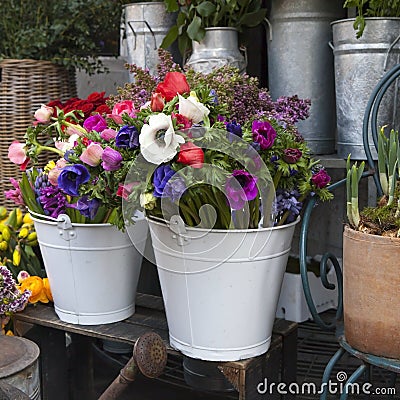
[12,246,21,266]
[44,160,56,173]
[5,330,14,336]
[22,213,33,224]
[19,276,49,304]
[43,278,53,302]
[140,192,157,210]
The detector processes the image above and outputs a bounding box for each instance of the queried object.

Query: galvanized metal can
[0,335,40,400]
[267,0,346,155]
[122,2,178,78]
[185,28,247,74]
[332,18,400,160]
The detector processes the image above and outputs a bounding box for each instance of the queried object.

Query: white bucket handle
[28,210,76,241]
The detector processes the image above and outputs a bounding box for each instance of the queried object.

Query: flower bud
[34,104,54,123]
[17,270,30,283]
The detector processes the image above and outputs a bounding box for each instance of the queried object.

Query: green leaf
[160,26,179,49]
[196,2,216,17]
[187,16,205,42]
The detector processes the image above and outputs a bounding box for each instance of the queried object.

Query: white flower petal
[139,113,185,164]
[178,94,210,124]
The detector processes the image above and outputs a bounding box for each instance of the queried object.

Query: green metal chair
[299,63,400,400]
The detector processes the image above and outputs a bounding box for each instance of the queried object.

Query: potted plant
[106,49,331,361]
[161,0,267,72]
[6,92,149,326]
[344,126,400,359]
[332,0,400,159]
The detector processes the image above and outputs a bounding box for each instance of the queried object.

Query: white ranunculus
[139,113,185,164]
[178,94,210,124]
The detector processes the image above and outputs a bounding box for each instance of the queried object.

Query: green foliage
[161,0,267,56]
[344,0,400,38]
[0,0,124,74]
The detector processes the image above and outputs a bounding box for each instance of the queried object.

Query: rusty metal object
[0,336,40,400]
[98,332,167,399]
[0,381,30,400]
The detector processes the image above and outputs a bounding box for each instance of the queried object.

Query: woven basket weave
[0,59,77,208]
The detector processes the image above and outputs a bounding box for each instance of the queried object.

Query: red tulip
[150,92,165,112]
[156,72,190,102]
[177,142,204,168]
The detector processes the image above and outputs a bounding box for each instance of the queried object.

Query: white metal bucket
[31,213,148,325]
[148,216,299,361]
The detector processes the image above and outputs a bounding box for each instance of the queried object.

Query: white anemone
[178,94,210,124]
[139,113,185,164]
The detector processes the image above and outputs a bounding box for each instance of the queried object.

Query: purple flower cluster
[272,95,311,125]
[273,189,303,224]
[38,185,68,218]
[115,125,139,149]
[0,266,31,317]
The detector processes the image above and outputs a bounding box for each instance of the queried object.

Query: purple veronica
[83,114,108,133]
[252,120,276,150]
[71,196,100,219]
[153,165,176,198]
[58,164,90,197]
[311,169,331,188]
[225,170,258,210]
[115,125,139,149]
[101,146,123,171]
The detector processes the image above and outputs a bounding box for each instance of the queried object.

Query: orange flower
[19,276,49,304]
[43,278,53,302]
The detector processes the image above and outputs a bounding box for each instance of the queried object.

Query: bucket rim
[123,1,166,9]
[331,17,400,26]
[147,215,300,233]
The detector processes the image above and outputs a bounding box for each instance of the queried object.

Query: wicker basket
[0,59,77,208]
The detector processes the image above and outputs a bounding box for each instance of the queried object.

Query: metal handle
[383,33,400,71]
[127,20,157,50]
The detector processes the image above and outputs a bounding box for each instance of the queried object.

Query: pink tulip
[100,128,117,141]
[34,104,54,123]
[8,141,27,165]
[79,143,104,166]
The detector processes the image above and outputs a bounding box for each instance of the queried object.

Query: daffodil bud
[0,241,8,251]
[18,227,29,238]
[13,246,21,266]
[2,227,11,242]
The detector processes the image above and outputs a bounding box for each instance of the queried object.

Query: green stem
[37,145,64,156]
[273,170,283,189]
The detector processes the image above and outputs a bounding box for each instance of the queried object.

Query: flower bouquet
[6,49,333,335]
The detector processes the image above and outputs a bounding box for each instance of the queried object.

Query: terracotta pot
[343,225,400,359]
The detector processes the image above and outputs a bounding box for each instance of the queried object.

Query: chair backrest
[299,62,400,332]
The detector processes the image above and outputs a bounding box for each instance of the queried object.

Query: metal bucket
[332,18,400,160]
[267,0,346,154]
[0,336,40,400]
[122,2,178,78]
[185,28,246,74]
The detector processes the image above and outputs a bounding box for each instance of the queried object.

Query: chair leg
[320,347,346,400]
[339,364,367,400]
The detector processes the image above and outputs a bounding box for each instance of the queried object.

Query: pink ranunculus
[83,114,108,133]
[107,100,136,124]
[79,143,104,166]
[311,169,331,188]
[8,141,27,165]
[283,148,302,164]
[101,146,123,171]
[48,168,62,186]
[34,104,54,123]
[112,100,135,116]
[100,128,118,141]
